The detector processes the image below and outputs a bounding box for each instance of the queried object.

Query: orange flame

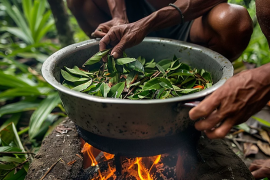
[81,141,162,180]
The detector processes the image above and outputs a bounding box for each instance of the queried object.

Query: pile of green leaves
[61,50,213,100]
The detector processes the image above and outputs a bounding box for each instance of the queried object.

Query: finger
[189,94,220,120]
[111,39,128,59]
[194,110,224,131]
[92,31,106,38]
[249,163,261,172]
[99,34,110,51]
[204,117,233,139]
[251,169,265,179]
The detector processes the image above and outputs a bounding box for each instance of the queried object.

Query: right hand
[91,18,128,38]
[99,21,149,59]
[249,159,270,179]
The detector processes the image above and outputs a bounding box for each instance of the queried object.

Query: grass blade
[252,116,270,127]
[0,101,40,117]
[29,93,61,139]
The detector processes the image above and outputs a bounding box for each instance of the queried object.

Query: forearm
[107,0,128,22]
[256,0,270,46]
[135,0,227,33]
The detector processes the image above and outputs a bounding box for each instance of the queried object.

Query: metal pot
[42,37,233,141]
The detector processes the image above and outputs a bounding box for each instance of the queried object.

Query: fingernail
[112,52,118,58]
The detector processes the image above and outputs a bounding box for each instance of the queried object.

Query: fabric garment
[125,0,193,41]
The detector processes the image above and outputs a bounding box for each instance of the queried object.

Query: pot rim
[42,37,233,105]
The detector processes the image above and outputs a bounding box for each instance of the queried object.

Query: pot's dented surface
[42,38,233,140]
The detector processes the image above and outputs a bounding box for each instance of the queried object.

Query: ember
[81,140,177,180]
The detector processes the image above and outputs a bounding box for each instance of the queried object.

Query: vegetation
[0,0,269,179]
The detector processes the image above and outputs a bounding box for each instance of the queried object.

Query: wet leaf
[116,58,136,65]
[61,70,89,82]
[169,69,194,77]
[83,49,110,66]
[159,78,173,89]
[257,141,270,156]
[126,60,144,73]
[64,66,89,77]
[108,82,125,98]
[100,83,110,98]
[143,78,162,91]
[243,143,258,157]
[72,79,93,92]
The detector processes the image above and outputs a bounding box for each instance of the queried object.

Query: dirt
[25,118,83,180]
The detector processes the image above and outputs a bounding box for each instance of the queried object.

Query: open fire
[80,139,177,180]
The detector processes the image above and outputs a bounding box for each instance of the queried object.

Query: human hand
[99,21,149,59]
[91,18,128,38]
[249,159,270,179]
[189,67,270,139]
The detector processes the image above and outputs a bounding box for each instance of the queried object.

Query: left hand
[249,159,270,179]
[189,67,270,139]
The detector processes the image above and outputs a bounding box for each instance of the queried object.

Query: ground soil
[25,118,83,180]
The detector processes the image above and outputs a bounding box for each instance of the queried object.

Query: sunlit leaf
[83,49,111,66]
[72,79,92,92]
[100,83,110,98]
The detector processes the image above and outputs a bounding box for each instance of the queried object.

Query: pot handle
[183,101,201,107]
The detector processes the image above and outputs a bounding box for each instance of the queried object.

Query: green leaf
[170,60,182,71]
[64,66,89,77]
[157,59,171,70]
[181,77,196,85]
[169,69,194,77]
[234,123,250,132]
[83,49,111,66]
[0,71,32,88]
[29,93,61,139]
[206,83,212,88]
[0,101,39,118]
[159,90,171,99]
[62,80,76,89]
[109,73,120,85]
[100,83,111,98]
[0,88,44,98]
[143,78,162,91]
[137,90,152,99]
[126,71,137,88]
[252,116,270,127]
[138,56,146,66]
[126,60,144,73]
[184,79,197,88]
[108,82,125,98]
[116,58,136,65]
[202,71,212,83]
[179,63,191,71]
[156,64,165,74]
[178,89,199,94]
[61,70,89,82]
[159,78,173,89]
[88,83,102,94]
[72,79,92,92]
[0,156,24,163]
[0,113,21,131]
[0,123,26,154]
[145,59,156,68]
[107,56,117,73]
[0,146,22,152]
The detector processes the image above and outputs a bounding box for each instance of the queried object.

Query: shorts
[125,0,193,42]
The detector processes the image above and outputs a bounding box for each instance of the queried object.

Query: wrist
[112,17,128,24]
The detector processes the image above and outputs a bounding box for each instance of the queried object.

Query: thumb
[111,39,127,59]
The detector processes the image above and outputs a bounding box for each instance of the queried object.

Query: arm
[99,0,227,57]
[189,0,270,139]
[92,0,128,37]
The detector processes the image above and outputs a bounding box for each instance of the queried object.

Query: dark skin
[67,0,269,178]
[67,0,253,61]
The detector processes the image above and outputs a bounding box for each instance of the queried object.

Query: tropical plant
[1,0,54,44]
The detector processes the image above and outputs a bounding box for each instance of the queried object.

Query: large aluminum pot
[42,37,233,140]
